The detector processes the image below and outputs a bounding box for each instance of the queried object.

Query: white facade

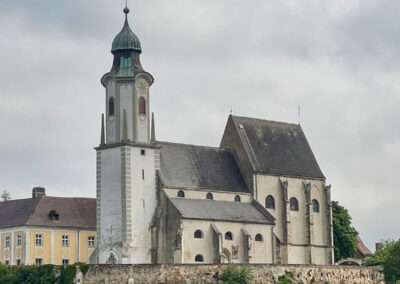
[97,70,158,264]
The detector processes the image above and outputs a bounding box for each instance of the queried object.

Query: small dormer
[49,210,59,221]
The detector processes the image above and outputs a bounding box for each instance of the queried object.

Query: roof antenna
[298,105,301,125]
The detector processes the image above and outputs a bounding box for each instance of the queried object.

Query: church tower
[95,5,159,264]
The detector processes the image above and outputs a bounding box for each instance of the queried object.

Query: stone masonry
[80,264,384,284]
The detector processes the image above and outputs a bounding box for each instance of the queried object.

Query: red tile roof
[356,235,373,257]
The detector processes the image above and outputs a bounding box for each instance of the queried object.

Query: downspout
[77,229,80,263]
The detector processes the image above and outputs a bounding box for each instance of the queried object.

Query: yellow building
[0,187,96,265]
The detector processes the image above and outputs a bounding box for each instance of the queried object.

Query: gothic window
[108,97,115,116]
[234,195,241,202]
[206,193,213,200]
[225,232,233,241]
[290,197,299,211]
[195,254,204,262]
[139,97,146,115]
[265,195,275,209]
[194,230,204,239]
[177,190,185,198]
[255,234,263,242]
[312,199,320,213]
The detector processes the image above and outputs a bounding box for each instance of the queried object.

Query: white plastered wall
[98,147,122,264]
[255,174,330,264]
[162,188,252,203]
[181,220,273,264]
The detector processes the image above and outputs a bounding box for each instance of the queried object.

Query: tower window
[225,232,233,240]
[234,195,241,202]
[195,254,204,262]
[312,199,320,213]
[177,190,185,198]
[108,97,115,116]
[141,149,146,155]
[139,97,146,115]
[266,195,275,209]
[194,230,204,239]
[255,234,263,242]
[142,169,145,180]
[206,193,213,200]
[290,197,299,211]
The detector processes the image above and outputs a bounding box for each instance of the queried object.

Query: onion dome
[111,7,142,54]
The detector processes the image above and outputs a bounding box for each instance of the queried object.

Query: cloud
[0,0,398,251]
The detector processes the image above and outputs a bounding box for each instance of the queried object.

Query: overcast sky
[0,0,399,251]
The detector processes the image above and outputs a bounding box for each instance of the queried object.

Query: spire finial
[123,0,130,15]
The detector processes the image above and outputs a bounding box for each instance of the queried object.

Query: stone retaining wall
[80,264,384,284]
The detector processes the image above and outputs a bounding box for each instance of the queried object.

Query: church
[91,5,334,266]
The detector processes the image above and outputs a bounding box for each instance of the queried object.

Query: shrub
[278,275,293,284]
[220,265,254,284]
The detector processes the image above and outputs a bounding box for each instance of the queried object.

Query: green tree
[1,190,11,202]
[365,239,400,283]
[332,201,358,262]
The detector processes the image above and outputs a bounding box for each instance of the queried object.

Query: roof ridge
[41,196,95,200]
[157,140,230,151]
[232,115,300,127]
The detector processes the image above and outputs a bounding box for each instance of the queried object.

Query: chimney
[32,187,46,198]
[375,242,383,252]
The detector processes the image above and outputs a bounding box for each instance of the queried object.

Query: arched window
[195,254,204,262]
[108,97,115,116]
[312,199,320,213]
[194,230,204,239]
[265,195,275,209]
[177,190,185,198]
[255,234,263,242]
[290,197,299,211]
[206,193,213,200]
[225,232,233,241]
[234,195,241,202]
[139,97,146,115]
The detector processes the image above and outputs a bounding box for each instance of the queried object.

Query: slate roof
[0,196,96,230]
[231,115,325,179]
[169,198,274,224]
[158,141,250,193]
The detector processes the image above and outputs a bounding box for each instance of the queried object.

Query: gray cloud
[0,0,399,251]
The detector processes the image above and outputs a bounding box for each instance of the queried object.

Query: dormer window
[139,97,146,115]
[109,97,115,116]
[49,210,59,221]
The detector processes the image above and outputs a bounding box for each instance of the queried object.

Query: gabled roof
[158,141,250,193]
[229,115,325,179]
[356,236,373,258]
[0,196,96,230]
[169,198,275,224]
